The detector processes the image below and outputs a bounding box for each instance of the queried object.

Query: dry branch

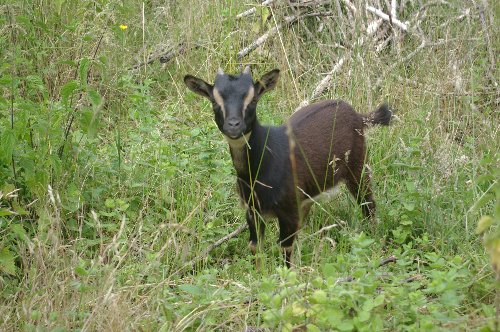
[182,222,248,269]
[129,42,187,71]
[236,0,275,19]
[295,17,385,111]
[295,57,346,110]
[366,5,408,31]
[237,23,284,59]
[379,255,397,266]
[289,0,334,7]
[342,0,357,15]
[237,11,334,59]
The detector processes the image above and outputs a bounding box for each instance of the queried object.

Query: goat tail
[362,103,393,127]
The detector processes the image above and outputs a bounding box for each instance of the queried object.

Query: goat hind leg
[276,211,300,268]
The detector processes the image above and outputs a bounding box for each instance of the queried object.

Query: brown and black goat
[184,66,392,267]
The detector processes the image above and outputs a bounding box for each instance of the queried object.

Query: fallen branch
[129,42,188,71]
[237,11,334,59]
[237,22,284,59]
[295,57,346,110]
[342,0,357,15]
[379,255,397,267]
[404,274,424,283]
[236,0,275,19]
[295,18,385,111]
[182,222,248,269]
[334,255,399,283]
[366,5,408,31]
[289,0,334,8]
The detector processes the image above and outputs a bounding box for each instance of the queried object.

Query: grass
[0,0,499,330]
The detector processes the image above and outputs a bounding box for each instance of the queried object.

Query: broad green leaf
[357,310,370,322]
[0,208,13,217]
[61,80,79,106]
[0,247,16,275]
[79,58,91,86]
[307,324,321,332]
[74,265,88,277]
[310,290,327,304]
[322,263,336,278]
[87,89,102,108]
[10,223,28,242]
[178,284,203,296]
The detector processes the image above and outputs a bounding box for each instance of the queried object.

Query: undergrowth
[0,0,498,330]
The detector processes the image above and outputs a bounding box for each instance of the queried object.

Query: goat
[183,66,392,267]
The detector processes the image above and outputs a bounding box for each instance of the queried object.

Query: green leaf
[0,247,16,275]
[79,58,91,86]
[373,294,385,307]
[357,310,370,322]
[87,89,102,108]
[322,263,336,278]
[105,198,115,208]
[10,223,28,242]
[476,215,493,234]
[403,202,415,211]
[0,128,15,161]
[310,290,327,304]
[61,80,79,106]
[337,320,354,331]
[74,265,88,277]
[0,208,13,217]
[178,284,203,296]
[307,324,321,332]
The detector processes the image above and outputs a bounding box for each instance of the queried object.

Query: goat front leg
[246,208,265,268]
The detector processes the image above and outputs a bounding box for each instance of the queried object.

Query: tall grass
[0,0,498,330]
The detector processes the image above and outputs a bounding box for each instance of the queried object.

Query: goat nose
[227,119,241,128]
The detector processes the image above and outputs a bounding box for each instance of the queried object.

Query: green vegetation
[0,0,498,330]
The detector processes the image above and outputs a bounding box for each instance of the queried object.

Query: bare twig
[182,222,248,268]
[237,23,284,59]
[129,42,188,71]
[342,0,358,15]
[379,255,397,266]
[237,11,334,59]
[236,0,275,19]
[289,0,334,8]
[404,274,424,283]
[295,16,385,110]
[295,57,346,110]
[366,5,408,31]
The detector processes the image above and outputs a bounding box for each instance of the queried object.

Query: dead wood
[129,42,188,71]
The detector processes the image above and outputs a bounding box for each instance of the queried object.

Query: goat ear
[254,69,280,99]
[184,75,213,100]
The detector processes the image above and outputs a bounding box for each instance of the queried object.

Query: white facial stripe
[242,86,255,117]
[213,88,225,117]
